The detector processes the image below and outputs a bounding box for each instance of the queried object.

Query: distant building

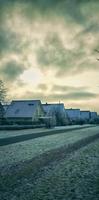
[43,103,69,126]
[90,112,97,120]
[5,100,45,124]
[65,108,80,122]
[80,110,91,121]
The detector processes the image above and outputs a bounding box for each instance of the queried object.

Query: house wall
[90,112,97,119]
[80,111,91,120]
[65,109,80,121]
[6,117,32,123]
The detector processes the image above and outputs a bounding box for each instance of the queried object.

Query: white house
[80,110,91,121]
[90,112,97,120]
[5,100,45,124]
[43,103,69,126]
[65,108,80,122]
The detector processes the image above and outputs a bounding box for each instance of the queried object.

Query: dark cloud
[0,60,24,81]
[0,29,19,57]
[1,0,98,25]
[0,27,28,58]
[0,0,99,92]
[48,91,98,101]
[20,89,98,102]
[20,91,46,101]
[36,32,99,75]
[37,33,68,69]
[52,85,87,92]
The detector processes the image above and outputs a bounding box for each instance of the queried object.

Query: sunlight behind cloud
[20,68,44,86]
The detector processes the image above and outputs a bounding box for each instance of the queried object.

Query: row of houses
[0,100,98,126]
[65,108,98,123]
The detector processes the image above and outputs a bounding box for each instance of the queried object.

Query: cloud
[1,0,99,76]
[52,84,87,93]
[36,31,99,76]
[37,33,67,69]
[48,91,98,101]
[37,83,48,91]
[0,28,21,57]
[17,87,98,102]
[0,60,24,82]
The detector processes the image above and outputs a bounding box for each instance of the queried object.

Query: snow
[31,139,99,200]
[0,126,99,169]
[0,128,46,138]
[0,124,92,138]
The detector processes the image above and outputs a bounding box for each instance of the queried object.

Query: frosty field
[0,125,89,139]
[0,133,99,200]
[0,126,99,170]
[28,139,99,200]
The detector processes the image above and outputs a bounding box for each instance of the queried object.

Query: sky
[0,0,99,112]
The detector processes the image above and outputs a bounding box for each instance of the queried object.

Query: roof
[43,103,64,111]
[65,108,80,111]
[43,103,65,116]
[80,110,90,113]
[5,100,41,118]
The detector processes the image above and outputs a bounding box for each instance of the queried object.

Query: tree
[0,80,7,103]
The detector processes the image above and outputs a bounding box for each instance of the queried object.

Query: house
[0,102,4,124]
[43,103,69,126]
[5,100,45,124]
[90,112,97,120]
[65,108,80,122]
[80,110,91,121]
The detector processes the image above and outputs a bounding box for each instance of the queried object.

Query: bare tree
[0,80,7,103]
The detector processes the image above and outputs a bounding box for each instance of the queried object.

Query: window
[28,103,34,106]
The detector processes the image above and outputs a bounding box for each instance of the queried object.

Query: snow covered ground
[0,133,99,200]
[0,127,46,138]
[0,124,92,139]
[0,126,99,169]
[31,139,99,200]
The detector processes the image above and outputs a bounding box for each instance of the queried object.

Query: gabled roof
[43,103,65,116]
[5,100,42,118]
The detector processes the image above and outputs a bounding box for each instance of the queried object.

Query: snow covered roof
[5,100,42,118]
[43,103,65,116]
[43,103,64,111]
